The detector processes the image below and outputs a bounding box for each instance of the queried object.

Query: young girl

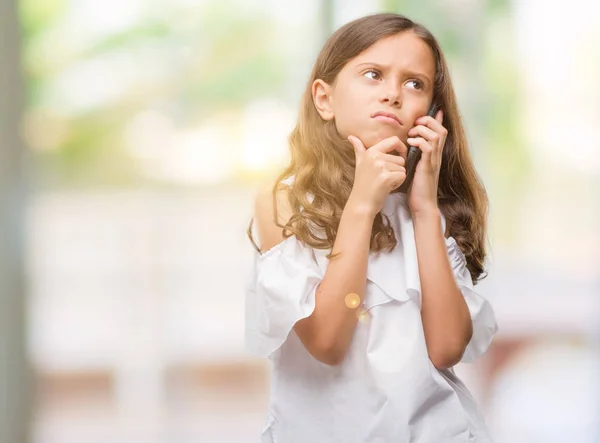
[245,13,498,443]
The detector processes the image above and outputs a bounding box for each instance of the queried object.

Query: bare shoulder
[253,179,294,253]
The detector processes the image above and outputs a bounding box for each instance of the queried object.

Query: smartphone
[398,103,440,194]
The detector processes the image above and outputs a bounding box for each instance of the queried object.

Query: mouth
[372,112,402,127]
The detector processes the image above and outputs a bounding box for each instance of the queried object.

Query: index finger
[371,136,407,157]
[415,110,445,134]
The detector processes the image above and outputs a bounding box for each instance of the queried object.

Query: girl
[245,13,498,443]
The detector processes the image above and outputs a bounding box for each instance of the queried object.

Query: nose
[380,85,402,107]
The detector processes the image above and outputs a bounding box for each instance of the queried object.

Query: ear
[311,79,335,121]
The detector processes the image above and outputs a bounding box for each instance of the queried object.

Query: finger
[381,153,405,167]
[414,114,448,136]
[385,162,406,173]
[407,125,438,145]
[393,138,408,159]
[389,170,407,189]
[347,135,366,156]
[370,136,406,155]
[406,137,434,165]
[435,109,443,124]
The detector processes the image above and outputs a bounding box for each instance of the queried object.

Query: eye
[362,69,381,81]
[406,79,425,90]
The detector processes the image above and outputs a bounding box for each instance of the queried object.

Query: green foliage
[20,0,288,187]
[19,0,67,39]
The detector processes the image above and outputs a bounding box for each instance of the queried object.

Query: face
[312,31,436,148]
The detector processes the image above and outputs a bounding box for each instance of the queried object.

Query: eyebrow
[354,62,433,84]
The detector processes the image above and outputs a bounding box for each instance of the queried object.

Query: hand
[405,110,447,215]
[346,135,407,216]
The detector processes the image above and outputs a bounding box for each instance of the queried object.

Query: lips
[372,111,402,126]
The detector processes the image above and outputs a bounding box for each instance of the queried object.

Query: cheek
[334,93,358,116]
[408,103,431,124]
[332,96,360,134]
[333,89,370,123]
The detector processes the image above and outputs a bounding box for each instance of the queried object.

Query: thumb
[347,135,365,156]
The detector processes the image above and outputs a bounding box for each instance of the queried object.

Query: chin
[367,130,405,148]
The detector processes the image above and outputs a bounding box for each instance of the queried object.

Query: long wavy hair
[247,13,489,284]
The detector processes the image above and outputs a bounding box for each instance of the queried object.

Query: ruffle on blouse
[245,234,323,359]
[380,194,498,363]
[245,180,497,363]
[444,235,498,363]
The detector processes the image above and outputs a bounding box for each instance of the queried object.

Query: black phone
[398,103,440,194]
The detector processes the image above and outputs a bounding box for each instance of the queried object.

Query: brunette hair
[248,13,488,284]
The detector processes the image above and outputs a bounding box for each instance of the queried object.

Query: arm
[413,209,473,369]
[253,183,375,366]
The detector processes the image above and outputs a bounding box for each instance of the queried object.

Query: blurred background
[1,0,599,442]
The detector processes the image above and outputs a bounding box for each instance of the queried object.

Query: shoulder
[253,177,295,253]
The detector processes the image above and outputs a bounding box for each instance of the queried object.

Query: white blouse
[245,177,498,443]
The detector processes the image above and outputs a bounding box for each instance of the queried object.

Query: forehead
[350,31,435,75]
